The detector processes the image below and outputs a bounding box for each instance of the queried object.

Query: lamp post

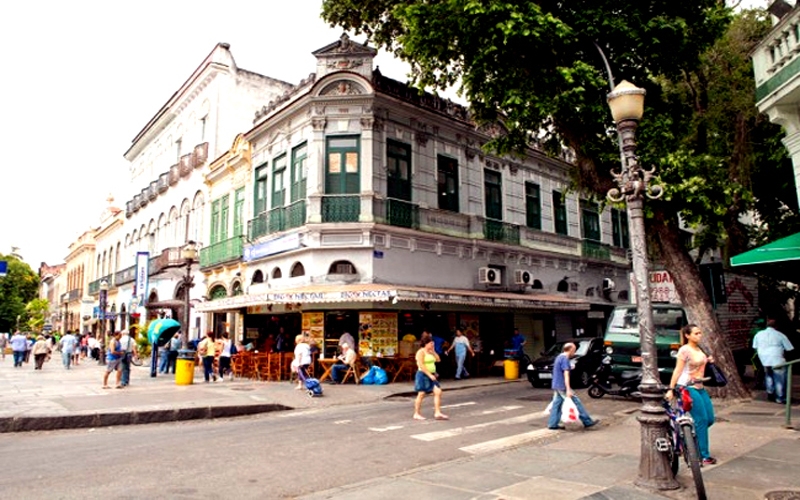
[181,241,197,350]
[98,278,109,365]
[606,81,677,490]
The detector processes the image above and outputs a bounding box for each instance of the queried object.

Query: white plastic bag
[560,396,580,424]
[544,400,553,415]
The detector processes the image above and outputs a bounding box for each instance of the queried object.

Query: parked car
[526,338,605,388]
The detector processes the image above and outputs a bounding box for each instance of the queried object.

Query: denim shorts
[414,371,440,394]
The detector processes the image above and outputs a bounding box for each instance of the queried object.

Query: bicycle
[657,382,706,500]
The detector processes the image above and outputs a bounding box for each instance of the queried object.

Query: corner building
[196,35,632,366]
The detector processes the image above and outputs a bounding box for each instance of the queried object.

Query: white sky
[0,1,415,269]
[0,0,773,270]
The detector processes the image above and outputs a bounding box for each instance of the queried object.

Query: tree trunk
[651,211,751,399]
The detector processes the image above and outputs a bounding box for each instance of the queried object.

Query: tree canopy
[0,255,39,332]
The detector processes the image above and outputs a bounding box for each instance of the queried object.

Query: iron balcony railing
[114,265,136,286]
[321,195,360,223]
[386,198,419,229]
[582,239,611,260]
[200,235,244,268]
[248,200,307,240]
[483,218,521,245]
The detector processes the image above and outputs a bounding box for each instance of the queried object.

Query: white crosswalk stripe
[410,410,548,442]
[459,428,558,455]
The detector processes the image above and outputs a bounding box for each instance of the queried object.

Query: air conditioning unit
[602,278,616,291]
[478,267,501,285]
[514,269,532,285]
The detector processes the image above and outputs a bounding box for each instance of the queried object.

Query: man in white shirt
[753,318,795,404]
[330,343,357,383]
[59,331,78,369]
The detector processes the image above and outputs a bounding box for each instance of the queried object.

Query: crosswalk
[361,400,557,456]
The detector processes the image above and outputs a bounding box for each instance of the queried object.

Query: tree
[25,298,51,332]
[322,1,786,398]
[0,254,39,332]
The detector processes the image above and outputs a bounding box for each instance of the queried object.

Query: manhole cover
[766,491,800,500]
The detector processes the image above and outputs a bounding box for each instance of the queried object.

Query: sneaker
[585,419,601,429]
[701,457,717,466]
[547,424,566,430]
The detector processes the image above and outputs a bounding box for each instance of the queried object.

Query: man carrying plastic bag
[547,342,600,430]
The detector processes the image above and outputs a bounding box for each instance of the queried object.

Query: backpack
[230,342,238,356]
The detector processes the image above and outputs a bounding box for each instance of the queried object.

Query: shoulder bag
[700,347,727,387]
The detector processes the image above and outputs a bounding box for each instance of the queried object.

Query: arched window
[180,199,191,245]
[328,260,356,275]
[252,270,264,284]
[157,213,166,250]
[210,285,227,299]
[168,206,179,247]
[192,191,205,243]
[290,262,305,277]
[532,279,543,290]
[557,278,569,293]
[272,267,283,279]
[585,287,595,297]
[617,290,629,302]
[232,281,243,296]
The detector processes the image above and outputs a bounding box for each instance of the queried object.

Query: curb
[0,403,292,433]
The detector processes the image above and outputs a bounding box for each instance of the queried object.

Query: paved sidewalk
[1,357,799,499]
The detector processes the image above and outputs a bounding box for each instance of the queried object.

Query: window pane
[345,152,358,173]
[329,137,358,149]
[329,153,341,173]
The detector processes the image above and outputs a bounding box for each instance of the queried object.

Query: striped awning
[194,283,589,312]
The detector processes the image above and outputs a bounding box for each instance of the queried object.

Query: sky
[0,1,416,270]
[0,0,773,270]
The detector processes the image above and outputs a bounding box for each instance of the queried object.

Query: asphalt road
[0,384,638,499]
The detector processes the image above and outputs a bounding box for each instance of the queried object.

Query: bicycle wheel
[680,423,706,500]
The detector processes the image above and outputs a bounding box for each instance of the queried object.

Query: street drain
[765,491,800,500]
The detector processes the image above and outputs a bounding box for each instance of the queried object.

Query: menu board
[302,312,325,345]
[359,312,398,357]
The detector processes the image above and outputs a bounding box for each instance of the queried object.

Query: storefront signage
[244,233,301,262]
[197,288,393,311]
[631,270,681,304]
[134,251,149,303]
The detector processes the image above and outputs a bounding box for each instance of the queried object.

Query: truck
[603,267,758,380]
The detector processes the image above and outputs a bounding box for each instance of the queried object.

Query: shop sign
[244,233,301,262]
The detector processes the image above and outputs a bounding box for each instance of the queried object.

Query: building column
[783,130,800,209]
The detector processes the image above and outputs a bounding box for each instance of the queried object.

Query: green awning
[730,231,800,280]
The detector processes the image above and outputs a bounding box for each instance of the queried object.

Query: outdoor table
[317,358,337,382]
[375,356,416,383]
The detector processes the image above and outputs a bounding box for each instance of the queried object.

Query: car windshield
[544,340,592,357]
[607,306,686,337]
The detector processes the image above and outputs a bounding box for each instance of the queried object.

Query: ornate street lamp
[99,278,109,365]
[606,81,677,490]
[180,241,197,350]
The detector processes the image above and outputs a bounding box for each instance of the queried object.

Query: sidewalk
[1,357,799,499]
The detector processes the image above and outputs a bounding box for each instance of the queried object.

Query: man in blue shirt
[59,331,77,369]
[547,342,599,430]
[511,328,526,359]
[753,318,795,404]
[10,331,28,367]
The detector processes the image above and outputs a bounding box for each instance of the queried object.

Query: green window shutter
[437,155,459,212]
[553,191,568,235]
[291,143,307,202]
[220,194,230,241]
[325,136,360,194]
[254,165,268,214]
[581,200,600,241]
[612,208,630,249]
[272,154,286,208]
[233,188,245,236]
[484,169,502,220]
[525,182,541,229]
[210,199,221,244]
[387,140,411,201]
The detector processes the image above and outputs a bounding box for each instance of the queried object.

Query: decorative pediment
[313,34,377,58]
[313,34,376,79]
[320,79,366,96]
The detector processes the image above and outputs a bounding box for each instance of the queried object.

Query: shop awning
[730,231,800,281]
[194,283,590,313]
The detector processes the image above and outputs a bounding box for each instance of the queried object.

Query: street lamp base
[635,382,680,491]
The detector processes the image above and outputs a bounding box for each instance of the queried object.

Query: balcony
[248,201,306,240]
[582,240,611,260]
[376,198,420,229]
[321,195,360,222]
[88,275,114,295]
[249,212,269,240]
[157,173,169,192]
[753,7,800,106]
[286,200,306,229]
[67,289,81,302]
[149,246,185,275]
[126,200,134,218]
[179,153,194,176]
[483,219,521,245]
[114,264,136,286]
[139,187,149,207]
[134,194,143,210]
[169,164,179,185]
[200,236,244,268]
[418,207,473,238]
[148,181,158,200]
[194,142,209,166]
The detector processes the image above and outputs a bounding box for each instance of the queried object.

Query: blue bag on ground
[361,366,377,385]
[373,366,388,385]
[305,377,323,396]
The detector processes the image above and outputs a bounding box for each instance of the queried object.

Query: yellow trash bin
[504,359,519,380]
[175,349,196,385]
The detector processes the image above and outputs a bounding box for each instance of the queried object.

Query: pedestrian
[158,341,170,374]
[547,342,599,430]
[413,332,448,421]
[10,331,27,367]
[218,332,233,381]
[168,333,180,373]
[59,330,78,369]
[752,317,795,404]
[32,335,50,370]
[198,332,218,382]
[293,334,311,389]
[24,334,33,364]
[103,331,123,389]
[511,328,526,359]
[70,333,80,366]
[0,332,8,362]
[446,328,474,380]
[119,330,136,387]
[668,324,716,465]
[79,334,88,360]
[87,335,99,361]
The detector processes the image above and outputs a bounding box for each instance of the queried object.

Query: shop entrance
[324,311,359,358]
